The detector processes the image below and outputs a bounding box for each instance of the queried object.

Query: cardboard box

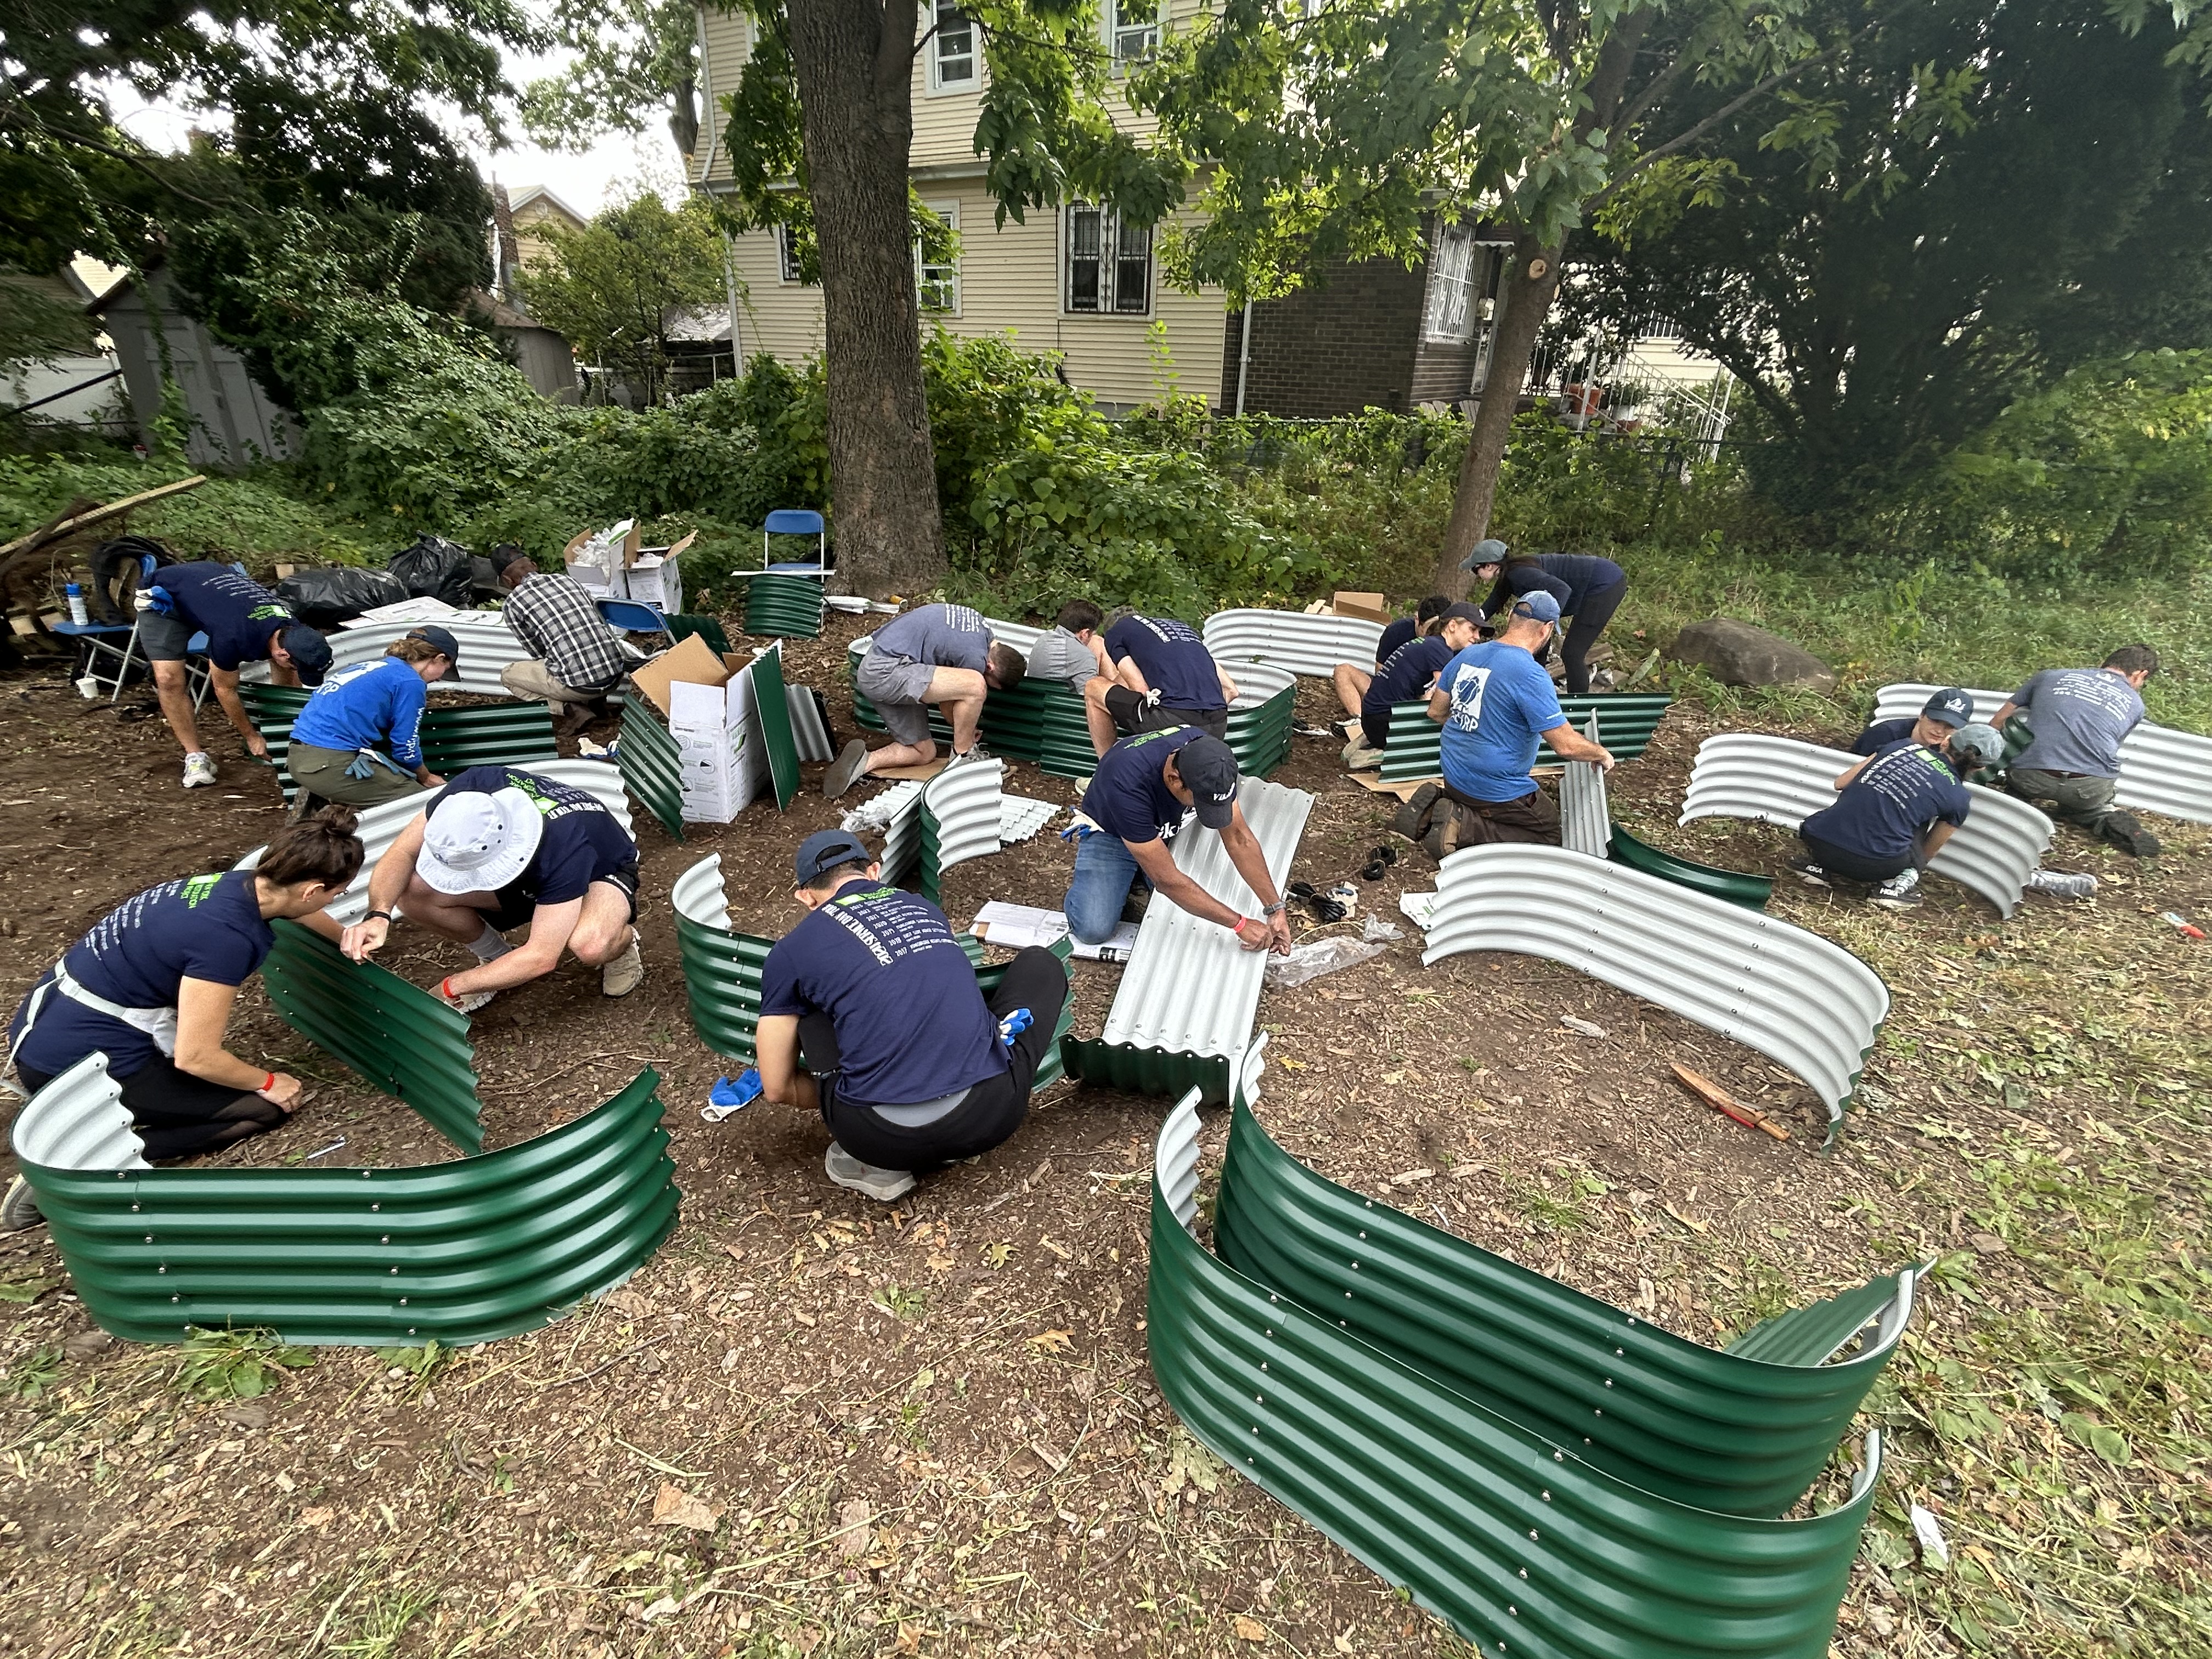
[629,633,731,719]
[565,522,691,612]
[665,662,768,823]
[1332,590,1391,624]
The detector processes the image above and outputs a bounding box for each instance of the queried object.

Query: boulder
[1669,618,1836,694]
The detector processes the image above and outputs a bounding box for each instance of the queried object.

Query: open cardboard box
[629,633,752,720]
[1332,590,1391,624]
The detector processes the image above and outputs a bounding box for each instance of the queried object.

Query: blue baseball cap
[1510,591,1562,625]
[1921,687,1974,728]
[276,622,332,686]
[794,828,873,885]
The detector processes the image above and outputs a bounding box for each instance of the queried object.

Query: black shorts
[483,861,640,932]
[1359,708,1393,749]
[1101,684,1228,742]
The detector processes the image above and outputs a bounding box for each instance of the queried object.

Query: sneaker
[1120,883,1152,924]
[824,739,871,800]
[601,932,644,997]
[438,984,498,1014]
[1870,868,1922,910]
[825,1143,916,1202]
[2098,811,2160,859]
[182,753,218,788]
[554,702,597,739]
[0,1176,42,1232]
[1786,855,1831,889]
[1340,736,1385,771]
[945,742,994,768]
[1391,782,1442,843]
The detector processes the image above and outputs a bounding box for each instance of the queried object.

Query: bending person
[1460,540,1627,695]
[285,626,460,806]
[1793,724,2005,909]
[138,561,334,789]
[755,831,1070,1203]
[4,808,364,1208]
[827,604,1026,798]
[1993,645,2160,859]
[1085,613,1238,755]
[498,552,631,737]
[341,765,644,1009]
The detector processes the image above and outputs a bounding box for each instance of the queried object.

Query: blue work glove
[996,1008,1034,1046]
[701,1068,763,1123]
[344,753,375,780]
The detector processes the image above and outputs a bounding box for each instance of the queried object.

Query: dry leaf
[300,1506,334,1530]
[1029,1328,1074,1355]
[605,1288,655,1318]
[834,1497,873,1558]
[1233,1614,1269,1641]
[650,1483,723,1532]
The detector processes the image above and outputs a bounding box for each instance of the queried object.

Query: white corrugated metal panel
[672,852,731,932]
[1156,1086,1206,1234]
[1203,610,1386,678]
[924,759,1005,877]
[1561,713,1610,858]
[1226,659,1297,710]
[873,781,926,884]
[1101,777,1315,1058]
[235,759,633,925]
[1680,734,2052,918]
[786,684,835,762]
[13,1054,149,1172]
[1421,845,1889,1144]
[1875,680,2212,826]
[242,614,533,697]
[1000,794,1059,843]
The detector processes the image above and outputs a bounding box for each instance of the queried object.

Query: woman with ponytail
[285,625,460,805]
[4,808,365,1211]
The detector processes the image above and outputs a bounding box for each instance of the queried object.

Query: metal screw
[156,1265,165,1274]
[399,1298,408,1306]
[370,1203,380,1212]
[171,1295,179,1303]
[380,1235,389,1244]
[1604,1378,1612,1387]
[390,1267,399,1275]
[131,1204,140,1212]
[1358,1230,1366,1239]
[1541,1491,1550,1502]
[1527,1529,1538,1541]
[143,1235,152,1243]
[1553,1451,1563,1462]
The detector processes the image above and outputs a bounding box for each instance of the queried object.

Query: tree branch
[876,0,923,101]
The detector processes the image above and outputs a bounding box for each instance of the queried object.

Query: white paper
[1398,890,1439,929]
[342,595,460,628]
[970,901,1070,951]
[666,679,726,739]
[1909,1504,1950,1568]
[1070,923,1139,961]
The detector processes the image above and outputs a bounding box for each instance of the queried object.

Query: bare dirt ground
[0,613,2205,1658]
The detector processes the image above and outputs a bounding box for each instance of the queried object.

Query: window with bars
[916,200,960,314]
[1104,0,1158,64]
[1423,224,1477,342]
[777,223,806,284]
[1064,204,1152,315]
[930,0,976,90]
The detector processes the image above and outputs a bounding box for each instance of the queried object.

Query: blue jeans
[1064,830,1142,944]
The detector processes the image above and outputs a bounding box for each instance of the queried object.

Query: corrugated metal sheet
[259,921,482,1154]
[1061,1040,1238,1107]
[1680,733,2052,918]
[242,685,557,803]
[243,615,534,698]
[872,780,926,885]
[1381,694,1674,782]
[671,854,775,1062]
[787,683,836,762]
[744,574,824,639]
[1147,1088,1883,1656]
[618,695,688,842]
[918,759,1005,905]
[1560,714,1610,857]
[14,1059,679,1347]
[1609,824,1772,911]
[1225,665,1297,778]
[746,644,801,809]
[1203,610,1385,678]
[1421,845,1889,1146]
[1215,1094,1916,1517]
[1000,794,1059,843]
[1874,681,2212,826]
[10,1055,148,1172]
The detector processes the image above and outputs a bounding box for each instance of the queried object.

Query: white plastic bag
[1265,935,1387,990]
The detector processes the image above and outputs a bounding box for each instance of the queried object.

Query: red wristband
[441,977,455,1002]
[262,1072,276,1092]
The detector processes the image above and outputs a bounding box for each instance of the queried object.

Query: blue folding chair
[596,597,670,634]
[61,554,212,707]
[761,509,831,574]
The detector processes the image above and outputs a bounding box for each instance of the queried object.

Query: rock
[1669,619,1836,693]
[63,1329,114,1363]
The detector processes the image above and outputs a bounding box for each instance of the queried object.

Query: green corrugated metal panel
[744,574,824,639]
[975,935,1076,1091]
[1148,1091,1881,1656]
[260,922,482,1154]
[668,613,732,655]
[748,642,801,809]
[243,686,555,802]
[919,805,944,906]
[617,696,687,842]
[20,1065,679,1347]
[1609,823,1773,911]
[1213,1096,1913,1517]
[1381,693,1674,782]
[1061,1040,1234,1103]
[1226,684,1295,777]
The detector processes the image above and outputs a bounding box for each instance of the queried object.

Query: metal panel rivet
[157,1265,165,1274]
[390,1267,399,1275]
[1527,1529,1538,1541]
[1614,1347,1623,1356]
[1552,1451,1563,1462]
[1541,1491,1550,1502]
[143,1235,152,1243]
[399,1297,408,1305]
[1260,1361,1268,1371]
[1518,1568,1527,1579]
[370,1203,380,1211]
[1358,1230,1366,1239]
[171,1295,179,1303]
[380,1235,389,1244]
[1509,1606,1517,1616]
[130,1204,139,1212]
[1604,1378,1612,1387]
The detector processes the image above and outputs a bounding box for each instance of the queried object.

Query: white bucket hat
[416,787,544,894]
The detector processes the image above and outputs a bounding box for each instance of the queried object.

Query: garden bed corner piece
[1607,823,1773,910]
[1560,711,1610,858]
[918,759,1006,905]
[1422,844,1888,1148]
[1381,693,1674,783]
[617,691,688,842]
[1202,609,1385,679]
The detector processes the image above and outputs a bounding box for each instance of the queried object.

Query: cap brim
[296,663,328,687]
[415,788,542,894]
[1193,798,1237,831]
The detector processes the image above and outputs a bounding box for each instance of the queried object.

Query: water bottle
[2025,869,2096,899]
[64,583,88,626]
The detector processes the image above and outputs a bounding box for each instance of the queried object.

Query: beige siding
[695,6,748,187]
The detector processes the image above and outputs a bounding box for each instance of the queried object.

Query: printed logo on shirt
[180,873,221,907]
[248,604,291,622]
[1445,663,1492,733]
[506,769,607,822]
[1135,616,1202,644]
[943,605,986,633]
[313,661,382,697]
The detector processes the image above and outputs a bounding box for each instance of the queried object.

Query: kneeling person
[829,604,1026,797]
[1793,724,2005,909]
[757,831,1070,1202]
[341,765,643,1009]
[285,627,460,805]
[1085,613,1238,755]
[1344,603,1482,769]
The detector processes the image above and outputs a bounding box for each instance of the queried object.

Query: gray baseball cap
[1949,723,2005,766]
[1457,538,1509,572]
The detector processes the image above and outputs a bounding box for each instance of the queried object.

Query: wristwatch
[363,910,394,924]
[1260,899,1286,919]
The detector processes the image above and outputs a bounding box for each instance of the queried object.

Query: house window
[1424,224,1477,343]
[1104,0,1158,65]
[777,223,805,284]
[916,200,960,314]
[930,1,976,91]
[1064,204,1152,315]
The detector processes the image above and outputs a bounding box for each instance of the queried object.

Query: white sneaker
[182,753,218,788]
[825,1143,916,1201]
[439,985,497,1014]
[1,1176,42,1232]
[601,933,644,997]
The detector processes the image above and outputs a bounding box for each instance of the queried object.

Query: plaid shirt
[503,573,627,693]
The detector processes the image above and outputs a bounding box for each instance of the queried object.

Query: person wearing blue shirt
[1395,591,1613,859]
[753,831,1070,1201]
[1850,686,1976,759]
[1793,724,2005,909]
[1343,603,1483,769]
[285,627,460,805]
[1085,614,1240,755]
[1459,540,1628,695]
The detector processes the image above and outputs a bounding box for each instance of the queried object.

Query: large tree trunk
[785,0,946,595]
[1431,227,1564,597]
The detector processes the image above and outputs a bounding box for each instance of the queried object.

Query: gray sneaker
[825,1143,916,1202]
[1870,868,1922,910]
[1,1176,43,1232]
[944,741,994,769]
[823,740,871,800]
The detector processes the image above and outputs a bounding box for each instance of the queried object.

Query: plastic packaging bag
[387,535,475,607]
[275,566,410,629]
[1265,935,1387,990]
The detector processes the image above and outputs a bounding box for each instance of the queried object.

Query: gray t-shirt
[1024,626,1099,686]
[2010,668,2144,778]
[871,603,991,673]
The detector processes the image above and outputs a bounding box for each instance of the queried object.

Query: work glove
[996,1008,1034,1046]
[701,1068,763,1123]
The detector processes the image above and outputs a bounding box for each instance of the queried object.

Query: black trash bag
[470,555,509,602]
[387,535,475,608]
[275,566,410,630]
[87,535,175,623]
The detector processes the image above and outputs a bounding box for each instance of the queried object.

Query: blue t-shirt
[1802,741,1972,860]
[759,881,1006,1107]
[7,871,273,1080]
[1104,616,1226,712]
[291,657,430,767]
[147,562,295,670]
[1364,636,1456,719]
[1375,617,1419,665]
[1436,641,1566,802]
[1081,726,1204,845]
[1849,717,1916,758]
[427,766,636,904]
[872,603,991,672]
[2009,668,2145,780]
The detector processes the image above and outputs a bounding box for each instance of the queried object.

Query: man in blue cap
[754,830,1069,1201]
[137,561,333,789]
[1397,590,1613,859]
[1849,687,1977,759]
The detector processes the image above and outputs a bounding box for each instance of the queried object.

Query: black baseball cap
[277,622,332,686]
[794,828,873,885]
[1440,602,1485,627]
[1921,687,1974,729]
[1172,733,1242,830]
[407,624,461,679]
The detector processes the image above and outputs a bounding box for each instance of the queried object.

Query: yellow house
[688,1,1232,413]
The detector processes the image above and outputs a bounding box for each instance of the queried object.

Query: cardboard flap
[630,631,731,718]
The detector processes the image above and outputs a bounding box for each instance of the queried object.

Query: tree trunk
[1432,227,1564,597]
[785,0,946,595]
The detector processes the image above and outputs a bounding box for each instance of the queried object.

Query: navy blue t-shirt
[1481,554,1624,620]
[427,766,636,904]
[148,562,295,670]
[1802,741,1972,860]
[759,881,1006,1107]
[1375,617,1418,665]
[1103,616,1226,712]
[1081,726,1205,845]
[8,871,273,1080]
[1849,716,1916,758]
[1364,636,1455,718]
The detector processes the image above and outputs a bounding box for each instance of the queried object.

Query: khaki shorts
[501,658,602,710]
[855,651,941,746]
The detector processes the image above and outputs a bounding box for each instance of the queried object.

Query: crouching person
[340,765,643,1011]
[755,831,1069,1203]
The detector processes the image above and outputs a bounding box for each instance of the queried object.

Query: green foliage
[4,1344,64,1402]
[521,0,703,157]
[172,1327,315,1401]
[0,274,99,364]
[519,190,727,405]
[0,453,373,574]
